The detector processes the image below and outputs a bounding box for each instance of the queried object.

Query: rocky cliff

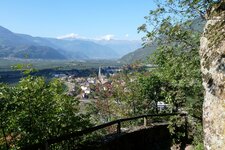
[200,1,225,149]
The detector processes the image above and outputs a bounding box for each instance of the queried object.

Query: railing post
[144,116,147,126]
[184,114,188,142]
[44,141,49,150]
[117,121,121,134]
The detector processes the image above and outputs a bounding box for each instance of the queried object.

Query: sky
[0,0,156,41]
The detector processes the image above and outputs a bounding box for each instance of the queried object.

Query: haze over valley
[0,26,141,60]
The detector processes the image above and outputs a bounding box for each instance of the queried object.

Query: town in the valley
[56,66,122,100]
[55,65,168,112]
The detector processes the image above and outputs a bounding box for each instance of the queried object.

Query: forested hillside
[120,18,206,63]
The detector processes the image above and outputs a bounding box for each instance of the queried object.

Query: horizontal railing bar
[119,113,186,123]
[47,120,119,145]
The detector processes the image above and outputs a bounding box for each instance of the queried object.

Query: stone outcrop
[200,1,225,149]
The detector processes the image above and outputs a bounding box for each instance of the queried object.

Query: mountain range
[0,26,141,60]
[0,18,205,63]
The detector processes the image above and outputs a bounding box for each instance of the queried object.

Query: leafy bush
[0,76,91,149]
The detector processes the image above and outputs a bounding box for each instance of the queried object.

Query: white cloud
[57,33,116,41]
[57,33,81,39]
[125,34,129,37]
[97,34,115,41]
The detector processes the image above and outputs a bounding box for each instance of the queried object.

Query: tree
[138,0,225,149]
[137,0,221,148]
[0,76,91,149]
[139,75,163,114]
[111,72,144,116]
[140,1,205,112]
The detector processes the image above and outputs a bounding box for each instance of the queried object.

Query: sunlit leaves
[137,0,208,146]
[0,77,90,149]
[11,63,37,75]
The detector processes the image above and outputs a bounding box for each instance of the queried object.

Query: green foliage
[139,75,163,114]
[109,72,149,116]
[194,143,204,150]
[168,115,186,143]
[12,63,37,75]
[86,71,152,125]
[0,76,91,149]
[136,0,212,148]
[138,0,216,41]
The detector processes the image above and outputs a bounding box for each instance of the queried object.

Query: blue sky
[0,0,156,40]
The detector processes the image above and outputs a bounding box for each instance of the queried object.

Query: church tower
[98,67,103,82]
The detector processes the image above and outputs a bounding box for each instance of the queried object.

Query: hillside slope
[120,18,205,64]
[120,43,156,63]
[0,26,66,59]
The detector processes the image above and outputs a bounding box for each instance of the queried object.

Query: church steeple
[98,66,102,79]
[98,66,103,83]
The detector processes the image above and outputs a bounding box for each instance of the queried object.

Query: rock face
[200,1,225,149]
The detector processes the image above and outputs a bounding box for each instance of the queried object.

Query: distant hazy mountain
[45,38,119,59]
[0,26,66,59]
[12,46,67,59]
[0,26,120,60]
[0,26,33,47]
[120,18,205,64]
[93,40,141,57]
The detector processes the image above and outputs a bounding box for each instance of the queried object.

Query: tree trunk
[200,2,225,149]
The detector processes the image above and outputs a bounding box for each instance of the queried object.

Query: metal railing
[22,113,187,150]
